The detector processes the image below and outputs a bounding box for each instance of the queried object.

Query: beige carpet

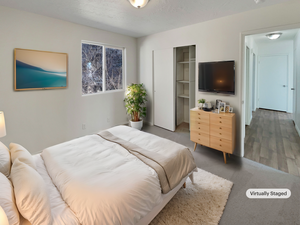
[150,168,233,225]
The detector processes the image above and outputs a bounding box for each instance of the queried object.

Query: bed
[0,125,197,225]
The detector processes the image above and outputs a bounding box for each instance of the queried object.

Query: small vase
[198,103,203,109]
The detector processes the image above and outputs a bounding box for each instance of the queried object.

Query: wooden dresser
[190,108,236,163]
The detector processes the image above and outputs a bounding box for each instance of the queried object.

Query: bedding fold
[98,130,196,194]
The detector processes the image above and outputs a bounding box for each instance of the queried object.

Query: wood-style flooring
[244,109,300,177]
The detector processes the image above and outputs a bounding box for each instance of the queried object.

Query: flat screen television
[198,60,235,95]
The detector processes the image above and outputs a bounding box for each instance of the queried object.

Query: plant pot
[198,103,203,109]
[130,120,143,130]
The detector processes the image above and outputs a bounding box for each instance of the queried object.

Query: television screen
[198,60,235,95]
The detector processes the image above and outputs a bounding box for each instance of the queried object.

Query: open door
[153,48,175,131]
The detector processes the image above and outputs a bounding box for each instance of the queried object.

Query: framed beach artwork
[14,48,68,91]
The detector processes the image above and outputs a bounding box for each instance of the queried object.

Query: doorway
[243,28,300,177]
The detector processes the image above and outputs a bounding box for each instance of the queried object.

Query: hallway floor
[244,109,300,177]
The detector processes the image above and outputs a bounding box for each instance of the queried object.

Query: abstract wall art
[14,48,68,91]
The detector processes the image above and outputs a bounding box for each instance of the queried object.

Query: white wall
[294,31,300,136]
[256,40,294,113]
[0,6,137,154]
[138,0,300,156]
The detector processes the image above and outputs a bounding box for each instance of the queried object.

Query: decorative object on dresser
[219,102,226,113]
[190,108,236,163]
[216,99,222,109]
[14,48,68,91]
[124,83,147,130]
[229,107,233,113]
[225,105,230,113]
[198,99,205,109]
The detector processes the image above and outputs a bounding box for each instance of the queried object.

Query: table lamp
[0,206,9,225]
[0,111,6,138]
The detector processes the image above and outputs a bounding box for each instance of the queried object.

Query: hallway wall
[294,31,300,136]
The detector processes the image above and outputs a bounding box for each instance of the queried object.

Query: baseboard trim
[296,124,300,137]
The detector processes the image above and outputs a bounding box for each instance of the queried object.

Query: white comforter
[42,126,164,225]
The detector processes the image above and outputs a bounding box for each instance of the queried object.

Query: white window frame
[81,40,126,96]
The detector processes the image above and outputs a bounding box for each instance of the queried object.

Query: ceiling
[0,0,291,38]
[251,29,299,44]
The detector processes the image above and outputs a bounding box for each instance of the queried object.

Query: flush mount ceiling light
[266,33,282,40]
[128,0,150,9]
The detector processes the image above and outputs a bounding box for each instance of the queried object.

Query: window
[82,42,124,95]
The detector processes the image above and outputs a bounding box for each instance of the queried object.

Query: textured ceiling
[0,0,291,37]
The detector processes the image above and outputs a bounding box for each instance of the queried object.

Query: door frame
[257,54,289,112]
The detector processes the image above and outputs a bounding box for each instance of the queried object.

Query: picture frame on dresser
[219,102,226,113]
[225,105,230,113]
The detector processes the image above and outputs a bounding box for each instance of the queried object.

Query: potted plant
[198,99,205,109]
[124,83,147,130]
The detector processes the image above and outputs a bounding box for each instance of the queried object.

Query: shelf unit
[175,45,196,128]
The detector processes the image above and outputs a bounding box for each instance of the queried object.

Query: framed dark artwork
[14,48,68,91]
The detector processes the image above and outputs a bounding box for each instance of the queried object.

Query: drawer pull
[219,133,222,135]
[198,133,201,135]
[198,122,200,124]
[219,127,222,130]
[220,145,222,147]
[220,139,222,141]
[219,117,222,119]
[198,139,201,141]
[198,113,200,115]
[198,128,201,129]
[220,121,222,123]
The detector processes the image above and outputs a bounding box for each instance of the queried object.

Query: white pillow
[0,172,20,225]
[10,159,52,225]
[9,143,36,170]
[0,142,10,177]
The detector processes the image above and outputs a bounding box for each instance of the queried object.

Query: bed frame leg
[183,182,186,188]
[189,173,194,184]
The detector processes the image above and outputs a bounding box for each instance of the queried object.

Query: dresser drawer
[210,124,232,140]
[190,111,209,122]
[190,122,209,134]
[210,136,233,153]
[191,131,209,146]
[210,114,232,128]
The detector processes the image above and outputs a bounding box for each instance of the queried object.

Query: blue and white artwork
[15,49,68,90]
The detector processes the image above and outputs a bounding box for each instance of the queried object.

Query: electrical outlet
[82,124,86,130]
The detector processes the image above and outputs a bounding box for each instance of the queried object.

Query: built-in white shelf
[177,80,189,84]
[178,60,195,64]
[178,94,189,99]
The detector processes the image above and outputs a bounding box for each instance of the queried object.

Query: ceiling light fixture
[266,33,282,40]
[128,0,150,9]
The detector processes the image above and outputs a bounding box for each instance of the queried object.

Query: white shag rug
[150,168,233,225]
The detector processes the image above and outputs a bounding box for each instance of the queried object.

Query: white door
[258,55,288,111]
[153,48,175,131]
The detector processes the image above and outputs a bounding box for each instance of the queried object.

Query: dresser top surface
[190,107,235,118]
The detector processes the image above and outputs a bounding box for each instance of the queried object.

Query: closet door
[153,48,175,131]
